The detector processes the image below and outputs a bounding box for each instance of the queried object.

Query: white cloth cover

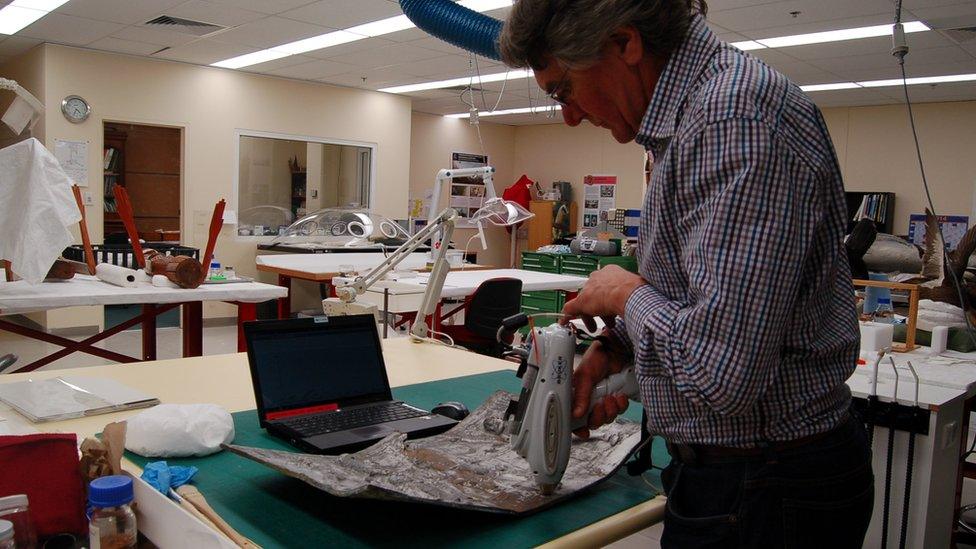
[0,138,80,284]
[126,403,235,457]
[917,299,968,331]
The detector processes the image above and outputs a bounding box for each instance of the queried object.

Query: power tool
[498,314,640,495]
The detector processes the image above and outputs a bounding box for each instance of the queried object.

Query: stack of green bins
[519,252,564,321]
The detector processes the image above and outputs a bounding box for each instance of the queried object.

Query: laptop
[243,315,457,454]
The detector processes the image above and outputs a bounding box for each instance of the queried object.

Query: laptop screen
[245,316,393,419]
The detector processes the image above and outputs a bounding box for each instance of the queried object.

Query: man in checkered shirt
[500,1,872,546]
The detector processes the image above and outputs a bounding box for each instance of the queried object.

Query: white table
[0,275,287,372]
[339,269,587,334]
[846,346,976,548]
[255,252,493,318]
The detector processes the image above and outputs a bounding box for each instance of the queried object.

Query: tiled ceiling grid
[0,0,974,124]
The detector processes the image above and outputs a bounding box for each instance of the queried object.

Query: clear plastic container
[0,494,36,549]
[872,297,896,324]
[89,476,136,549]
[209,260,225,281]
[223,266,236,280]
[0,520,15,549]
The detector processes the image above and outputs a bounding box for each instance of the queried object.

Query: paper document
[0,376,159,422]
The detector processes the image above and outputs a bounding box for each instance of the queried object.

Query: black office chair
[440,278,523,357]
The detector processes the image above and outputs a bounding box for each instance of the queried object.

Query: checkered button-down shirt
[607,15,859,447]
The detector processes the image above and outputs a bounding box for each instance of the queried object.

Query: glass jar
[223,266,236,280]
[0,494,36,549]
[0,520,15,549]
[88,476,136,549]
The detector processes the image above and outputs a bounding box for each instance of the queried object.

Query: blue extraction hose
[399,0,504,61]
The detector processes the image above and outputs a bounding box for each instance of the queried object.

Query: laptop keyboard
[281,403,428,437]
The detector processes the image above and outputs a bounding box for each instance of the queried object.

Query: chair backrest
[465,277,523,339]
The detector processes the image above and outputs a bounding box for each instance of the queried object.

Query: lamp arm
[339,208,459,300]
[410,217,455,340]
[428,166,496,226]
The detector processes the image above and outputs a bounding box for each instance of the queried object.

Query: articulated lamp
[323,167,533,343]
[0,78,43,135]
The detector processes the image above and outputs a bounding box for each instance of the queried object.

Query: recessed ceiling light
[731,21,929,51]
[0,0,69,35]
[446,105,561,118]
[380,69,533,94]
[212,1,514,69]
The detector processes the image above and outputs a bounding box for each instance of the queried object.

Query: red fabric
[0,434,87,537]
[501,175,534,233]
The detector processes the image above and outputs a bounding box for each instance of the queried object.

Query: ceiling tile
[877,80,976,103]
[206,0,319,15]
[0,35,42,58]
[783,31,955,61]
[709,0,895,32]
[111,25,200,47]
[409,36,473,56]
[18,13,124,46]
[908,2,976,22]
[208,16,333,49]
[279,0,400,29]
[86,36,166,56]
[55,0,183,25]
[265,57,357,79]
[807,47,974,79]
[329,42,442,69]
[164,0,267,27]
[153,39,255,64]
[320,64,418,87]
[398,54,481,77]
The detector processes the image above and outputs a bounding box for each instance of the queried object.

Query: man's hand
[562,265,646,332]
[573,338,630,439]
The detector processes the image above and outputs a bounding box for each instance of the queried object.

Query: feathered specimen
[846,218,878,280]
[914,210,976,325]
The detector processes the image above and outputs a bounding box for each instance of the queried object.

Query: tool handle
[571,367,639,431]
[176,485,261,548]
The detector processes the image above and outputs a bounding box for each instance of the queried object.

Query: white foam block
[860,322,894,352]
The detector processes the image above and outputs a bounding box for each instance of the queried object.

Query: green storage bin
[521,251,561,273]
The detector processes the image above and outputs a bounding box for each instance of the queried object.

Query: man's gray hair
[499,0,707,70]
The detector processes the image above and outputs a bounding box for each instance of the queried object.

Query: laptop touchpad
[351,425,387,437]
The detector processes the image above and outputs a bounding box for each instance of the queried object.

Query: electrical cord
[891,0,976,349]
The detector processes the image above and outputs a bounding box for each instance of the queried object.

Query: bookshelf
[103,128,126,236]
[846,191,895,234]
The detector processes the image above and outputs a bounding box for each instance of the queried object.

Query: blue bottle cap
[89,475,133,507]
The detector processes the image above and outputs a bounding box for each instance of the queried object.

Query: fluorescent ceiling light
[0,0,69,35]
[446,105,561,118]
[859,73,976,88]
[800,82,860,92]
[212,1,514,69]
[731,21,929,51]
[380,69,533,94]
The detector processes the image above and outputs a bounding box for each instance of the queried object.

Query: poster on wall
[54,138,89,186]
[450,152,489,228]
[582,174,617,229]
[908,214,969,250]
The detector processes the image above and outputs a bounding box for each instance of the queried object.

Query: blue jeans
[660,416,873,548]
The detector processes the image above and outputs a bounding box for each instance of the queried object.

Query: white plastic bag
[125,404,235,457]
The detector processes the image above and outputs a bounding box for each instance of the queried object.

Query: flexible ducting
[399,0,504,61]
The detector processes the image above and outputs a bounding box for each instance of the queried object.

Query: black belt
[666,414,854,465]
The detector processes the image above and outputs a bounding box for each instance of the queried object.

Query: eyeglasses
[547,66,571,106]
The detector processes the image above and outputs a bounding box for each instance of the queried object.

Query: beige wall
[2,43,412,326]
[0,45,45,148]
[409,113,517,268]
[509,101,976,238]
[822,101,976,234]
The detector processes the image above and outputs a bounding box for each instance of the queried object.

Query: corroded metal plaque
[226,391,642,514]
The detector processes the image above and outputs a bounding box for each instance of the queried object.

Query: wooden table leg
[277,274,291,319]
[182,301,203,357]
[237,302,256,352]
[141,304,157,361]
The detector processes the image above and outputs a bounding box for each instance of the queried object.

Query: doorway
[102,121,182,329]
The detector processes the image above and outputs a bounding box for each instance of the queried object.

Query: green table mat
[127,371,670,548]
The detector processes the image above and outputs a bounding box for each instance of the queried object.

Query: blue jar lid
[89,475,133,507]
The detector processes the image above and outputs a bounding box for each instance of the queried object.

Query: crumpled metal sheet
[225,390,642,514]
